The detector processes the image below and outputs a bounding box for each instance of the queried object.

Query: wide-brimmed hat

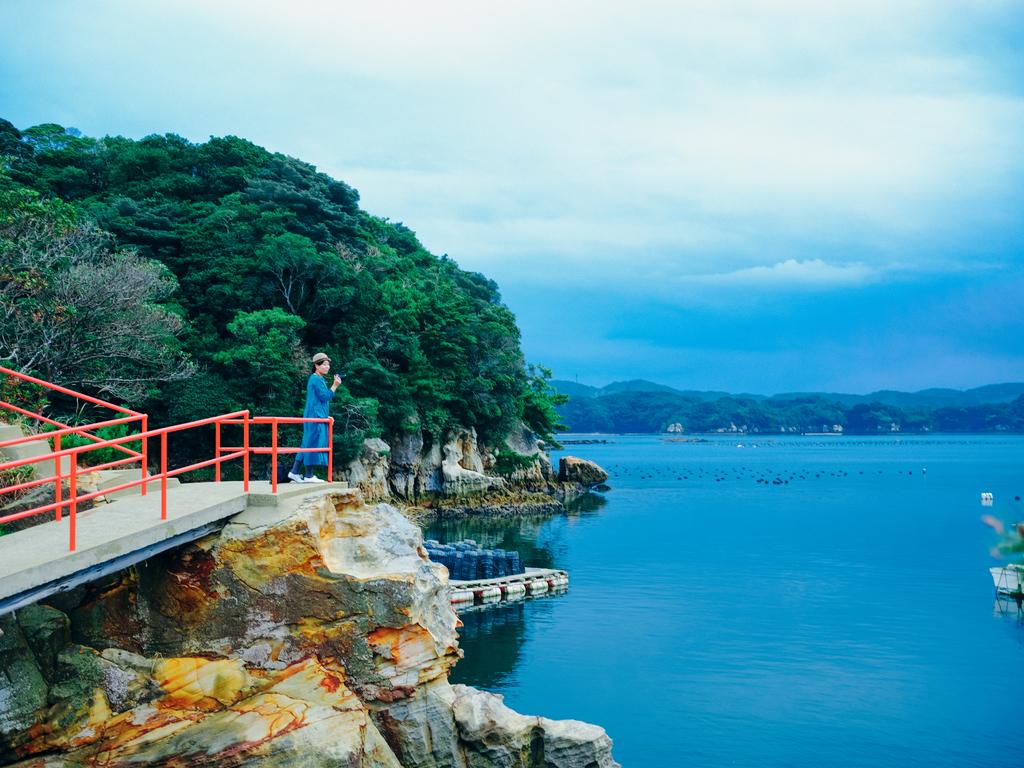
[312,352,331,364]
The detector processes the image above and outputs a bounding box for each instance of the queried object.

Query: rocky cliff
[342,426,606,514]
[0,488,617,767]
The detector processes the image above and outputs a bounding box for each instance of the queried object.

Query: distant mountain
[554,380,1024,409]
[553,379,1024,434]
[598,379,686,396]
[551,379,742,401]
[550,380,601,399]
[772,383,1024,409]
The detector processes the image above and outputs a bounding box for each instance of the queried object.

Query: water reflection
[424,493,606,570]
[452,600,528,689]
[422,494,604,689]
[994,596,1024,626]
[563,492,608,516]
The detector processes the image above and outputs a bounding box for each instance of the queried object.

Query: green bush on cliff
[0,119,563,464]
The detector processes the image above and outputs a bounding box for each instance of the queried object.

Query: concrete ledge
[245,479,349,506]
[0,479,348,607]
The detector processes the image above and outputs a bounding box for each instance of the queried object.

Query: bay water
[425,435,1024,767]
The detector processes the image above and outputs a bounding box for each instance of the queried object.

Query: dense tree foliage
[0,184,193,401]
[558,390,1024,434]
[0,119,562,462]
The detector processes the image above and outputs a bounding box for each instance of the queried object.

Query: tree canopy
[0,119,563,461]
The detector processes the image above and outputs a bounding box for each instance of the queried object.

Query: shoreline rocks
[340,426,610,523]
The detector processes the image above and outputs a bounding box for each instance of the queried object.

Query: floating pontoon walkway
[449,567,569,608]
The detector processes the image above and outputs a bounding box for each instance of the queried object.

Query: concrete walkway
[0,480,347,613]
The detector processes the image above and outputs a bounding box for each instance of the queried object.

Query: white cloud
[687,259,877,288]
[3,0,1023,293]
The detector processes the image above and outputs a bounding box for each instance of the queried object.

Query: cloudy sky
[3,0,1022,393]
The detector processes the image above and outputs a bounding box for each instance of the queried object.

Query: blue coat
[299,373,333,466]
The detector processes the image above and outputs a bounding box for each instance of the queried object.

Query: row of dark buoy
[603,464,934,485]
[424,539,524,581]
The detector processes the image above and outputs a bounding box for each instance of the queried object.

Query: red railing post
[327,417,334,483]
[242,411,250,493]
[140,415,148,496]
[68,456,77,551]
[54,433,62,521]
[271,420,279,494]
[160,432,168,520]
[215,420,222,482]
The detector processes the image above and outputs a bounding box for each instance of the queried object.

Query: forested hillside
[0,120,563,463]
[557,389,1024,434]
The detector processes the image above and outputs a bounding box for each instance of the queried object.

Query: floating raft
[449,567,569,608]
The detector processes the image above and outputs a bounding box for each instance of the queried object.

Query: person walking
[288,352,342,483]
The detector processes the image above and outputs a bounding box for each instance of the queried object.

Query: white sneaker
[306,476,326,483]
[287,471,304,483]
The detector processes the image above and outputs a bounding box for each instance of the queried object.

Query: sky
[2,0,1023,393]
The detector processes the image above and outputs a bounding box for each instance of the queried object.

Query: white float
[477,586,502,602]
[504,582,527,600]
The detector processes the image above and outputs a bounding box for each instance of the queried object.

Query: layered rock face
[345,426,603,510]
[0,489,617,767]
[345,437,393,499]
[345,428,512,502]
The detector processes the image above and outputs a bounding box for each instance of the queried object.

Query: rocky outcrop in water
[345,427,542,502]
[557,457,609,487]
[0,488,617,767]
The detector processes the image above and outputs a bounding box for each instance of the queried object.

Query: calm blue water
[426,435,1024,768]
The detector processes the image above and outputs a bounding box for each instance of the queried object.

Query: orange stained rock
[367,625,436,669]
[265,658,360,711]
[102,696,311,763]
[153,657,250,708]
[320,672,342,693]
[219,527,324,590]
[92,709,202,761]
[230,693,309,737]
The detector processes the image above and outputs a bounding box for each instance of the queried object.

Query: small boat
[990,564,1024,595]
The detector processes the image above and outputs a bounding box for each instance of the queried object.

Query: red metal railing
[0,366,149,514]
[1,367,335,551]
[217,416,333,493]
[0,411,251,550]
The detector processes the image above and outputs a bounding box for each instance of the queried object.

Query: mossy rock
[0,614,49,747]
[50,644,104,706]
[17,603,70,682]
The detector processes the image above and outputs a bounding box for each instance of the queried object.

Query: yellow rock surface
[152,657,250,708]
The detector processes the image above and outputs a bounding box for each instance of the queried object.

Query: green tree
[213,308,307,412]
[0,183,193,403]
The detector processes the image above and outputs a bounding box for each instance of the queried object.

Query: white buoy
[504,583,527,600]
[528,579,549,595]
[477,586,502,602]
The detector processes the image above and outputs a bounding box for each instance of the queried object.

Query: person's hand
[333,374,342,386]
